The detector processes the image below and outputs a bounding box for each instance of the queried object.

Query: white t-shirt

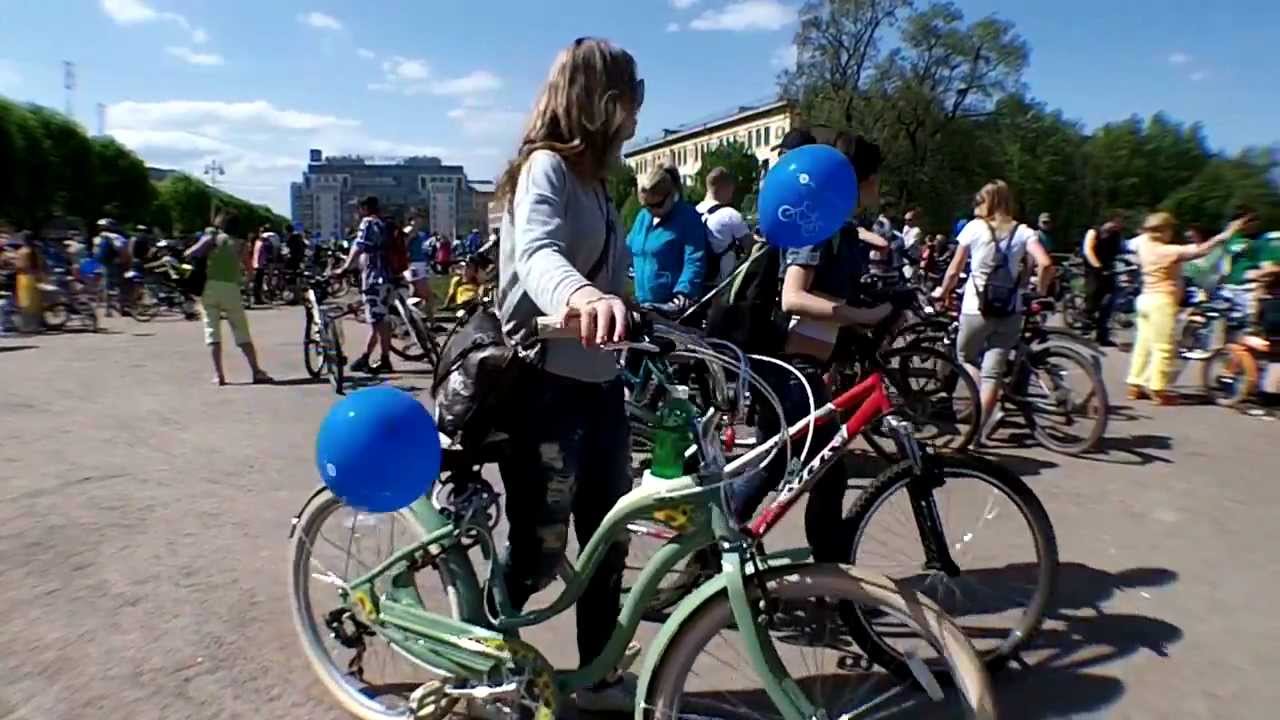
[958,218,1037,315]
[696,198,750,284]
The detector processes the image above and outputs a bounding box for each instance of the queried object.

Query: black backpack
[978,221,1022,318]
[705,240,784,355]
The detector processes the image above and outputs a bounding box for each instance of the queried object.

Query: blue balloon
[315,386,442,513]
[758,144,858,249]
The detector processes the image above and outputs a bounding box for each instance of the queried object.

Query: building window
[764,126,771,146]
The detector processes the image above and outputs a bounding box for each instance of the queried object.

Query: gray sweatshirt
[498,150,628,382]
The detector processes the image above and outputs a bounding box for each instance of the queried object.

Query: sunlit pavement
[1,308,1277,719]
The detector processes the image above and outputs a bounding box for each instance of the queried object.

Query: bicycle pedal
[615,642,642,674]
[409,680,460,720]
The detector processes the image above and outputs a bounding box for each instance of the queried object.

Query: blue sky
[0,0,1276,214]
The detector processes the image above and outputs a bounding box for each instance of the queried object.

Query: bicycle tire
[863,346,980,457]
[325,322,345,395]
[1018,344,1108,454]
[303,311,324,379]
[387,298,436,363]
[130,293,158,322]
[42,303,70,331]
[833,455,1056,683]
[288,490,463,720]
[1201,344,1257,407]
[642,564,995,719]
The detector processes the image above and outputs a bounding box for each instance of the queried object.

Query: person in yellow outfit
[185,210,274,386]
[1126,212,1237,405]
[14,234,44,333]
[442,256,486,308]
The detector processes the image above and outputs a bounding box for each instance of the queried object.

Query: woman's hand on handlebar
[566,286,629,347]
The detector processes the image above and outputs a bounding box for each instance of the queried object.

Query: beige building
[623,98,805,188]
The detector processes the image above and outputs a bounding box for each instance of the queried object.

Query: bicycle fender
[287,485,330,539]
[633,548,812,720]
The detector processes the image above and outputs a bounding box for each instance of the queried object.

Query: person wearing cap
[626,165,705,311]
[1125,211,1234,405]
[1036,212,1055,254]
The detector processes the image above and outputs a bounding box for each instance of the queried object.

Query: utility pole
[96,103,106,136]
[63,61,75,120]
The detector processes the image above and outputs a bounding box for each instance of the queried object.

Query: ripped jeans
[497,370,632,668]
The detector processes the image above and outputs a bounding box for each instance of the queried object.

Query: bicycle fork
[887,417,962,577]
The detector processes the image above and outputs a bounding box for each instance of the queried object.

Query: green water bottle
[651,385,696,479]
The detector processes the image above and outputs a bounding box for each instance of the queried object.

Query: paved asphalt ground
[2,307,1278,719]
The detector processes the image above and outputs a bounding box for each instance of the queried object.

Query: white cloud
[109,100,358,131]
[104,98,468,212]
[666,22,681,32]
[165,46,225,67]
[382,56,430,81]
[689,0,796,31]
[1190,70,1209,82]
[446,107,525,140]
[298,11,343,31]
[0,60,20,93]
[770,43,797,69]
[100,0,207,44]
[430,70,503,96]
[670,0,701,8]
[356,48,376,60]
[1168,52,1191,66]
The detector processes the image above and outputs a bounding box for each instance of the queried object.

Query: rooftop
[624,95,790,155]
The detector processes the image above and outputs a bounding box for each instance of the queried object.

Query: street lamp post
[203,160,225,224]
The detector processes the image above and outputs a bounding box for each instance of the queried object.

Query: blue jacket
[627,200,706,304]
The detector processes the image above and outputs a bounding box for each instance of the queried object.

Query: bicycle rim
[841,458,1056,677]
[1021,346,1107,454]
[880,347,979,451]
[304,314,325,379]
[642,564,994,720]
[388,303,430,362]
[289,492,460,719]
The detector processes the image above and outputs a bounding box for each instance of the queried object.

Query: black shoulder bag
[432,182,614,448]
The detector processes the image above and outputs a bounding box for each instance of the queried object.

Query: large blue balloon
[758,144,858,249]
[315,386,442,512]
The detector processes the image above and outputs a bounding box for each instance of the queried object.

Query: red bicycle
[627,333,1058,683]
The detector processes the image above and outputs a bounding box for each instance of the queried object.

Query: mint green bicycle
[288,316,996,719]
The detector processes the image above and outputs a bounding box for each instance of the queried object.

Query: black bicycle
[302,275,354,395]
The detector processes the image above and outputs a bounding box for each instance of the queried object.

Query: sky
[0,0,1276,215]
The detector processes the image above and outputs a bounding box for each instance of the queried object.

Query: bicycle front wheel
[1018,344,1108,454]
[642,564,995,720]
[289,490,463,720]
[835,455,1057,682]
[875,346,980,452]
[388,299,436,363]
[303,311,325,379]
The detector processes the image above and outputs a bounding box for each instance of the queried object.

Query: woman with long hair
[936,180,1055,443]
[493,37,642,713]
[1126,211,1233,404]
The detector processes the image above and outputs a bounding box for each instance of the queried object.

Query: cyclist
[727,131,894,535]
[934,180,1055,443]
[1082,211,1127,346]
[491,36,642,714]
[93,219,129,309]
[334,196,395,374]
[626,165,705,313]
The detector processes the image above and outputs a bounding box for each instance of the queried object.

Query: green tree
[692,141,760,209]
[620,193,642,234]
[606,162,637,213]
[90,136,155,224]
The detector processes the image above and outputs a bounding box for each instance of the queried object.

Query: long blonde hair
[973,180,1015,220]
[496,38,640,208]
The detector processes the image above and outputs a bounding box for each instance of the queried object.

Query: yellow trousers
[1125,293,1179,393]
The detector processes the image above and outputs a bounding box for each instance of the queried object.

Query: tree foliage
[691,141,760,209]
[606,162,637,214]
[782,1,1280,246]
[0,96,286,236]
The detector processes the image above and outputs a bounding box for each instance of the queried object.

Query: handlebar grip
[535,310,653,342]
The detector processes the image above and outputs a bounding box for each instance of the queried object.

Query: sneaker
[1126,384,1149,401]
[349,354,371,373]
[373,357,395,374]
[574,672,637,714]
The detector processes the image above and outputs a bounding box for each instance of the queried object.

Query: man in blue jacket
[627,165,706,311]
